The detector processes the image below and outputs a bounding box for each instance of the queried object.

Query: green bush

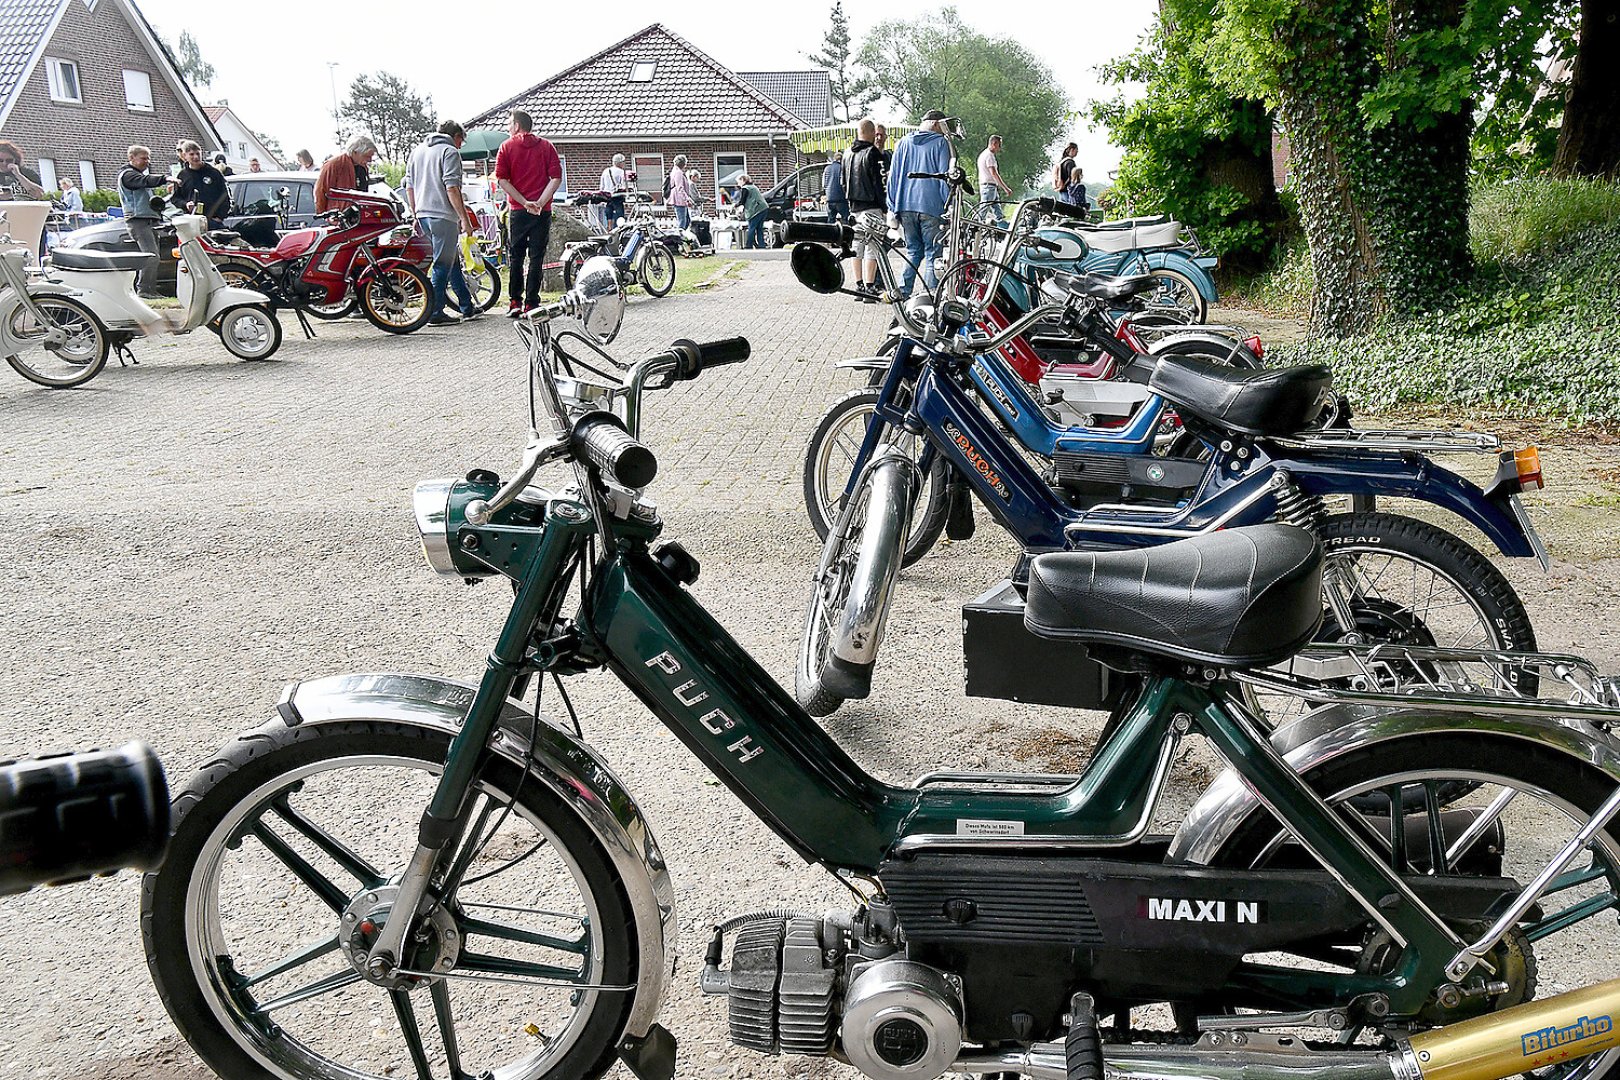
[1274,185,1620,424]
[81,188,119,213]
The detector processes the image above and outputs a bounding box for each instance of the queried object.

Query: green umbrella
[458,129,506,161]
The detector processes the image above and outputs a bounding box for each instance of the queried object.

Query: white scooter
[47,208,281,363]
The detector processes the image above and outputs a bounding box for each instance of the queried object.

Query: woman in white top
[599,153,630,230]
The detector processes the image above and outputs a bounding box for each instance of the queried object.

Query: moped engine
[701,910,964,1080]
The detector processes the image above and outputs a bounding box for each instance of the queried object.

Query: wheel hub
[338,884,460,991]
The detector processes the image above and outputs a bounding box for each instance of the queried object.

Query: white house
[203,104,280,172]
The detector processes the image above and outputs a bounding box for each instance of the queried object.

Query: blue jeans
[674,205,691,231]
[827,198,850,223]
[746,213,766,249]
[421,215,473,318]
[980,196,1005,223]
[898,210,943,297]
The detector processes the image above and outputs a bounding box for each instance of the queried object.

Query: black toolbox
[962,579,1113,708]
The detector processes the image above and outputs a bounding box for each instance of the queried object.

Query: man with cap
[599,153,631,230]
[885,110,953,299]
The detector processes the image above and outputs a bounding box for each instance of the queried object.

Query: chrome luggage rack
[1240,643,1620,723]
[1269,429,1502,454]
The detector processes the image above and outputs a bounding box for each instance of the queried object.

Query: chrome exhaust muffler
[952,977,1620,1080]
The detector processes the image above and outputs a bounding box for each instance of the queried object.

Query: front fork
[365,500,594,975]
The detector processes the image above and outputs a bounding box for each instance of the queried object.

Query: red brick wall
[0,0,211,193]
[548,138,805,204]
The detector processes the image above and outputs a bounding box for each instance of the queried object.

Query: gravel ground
[1,267,1617,1080]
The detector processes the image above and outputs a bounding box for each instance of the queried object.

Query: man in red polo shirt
[494,109,563,317]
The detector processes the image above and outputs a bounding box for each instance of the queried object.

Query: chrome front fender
[1167,701,1620,866]
[279,671,676,1039]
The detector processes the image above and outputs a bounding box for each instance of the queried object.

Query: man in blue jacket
[885,110,952,299]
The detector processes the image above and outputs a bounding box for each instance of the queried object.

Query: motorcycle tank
[1023,228,1087,262]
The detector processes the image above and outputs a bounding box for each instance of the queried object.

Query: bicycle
[561,197,677,298]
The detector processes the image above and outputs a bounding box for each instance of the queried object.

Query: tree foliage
[167,30,214,91]
[339,72,434,164]
[252,129,286,164]
[854,8,1067,193]
[806,3,875,123]
[1090,16,1283,271]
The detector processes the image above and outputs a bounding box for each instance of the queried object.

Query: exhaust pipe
[952,978,1620,1080]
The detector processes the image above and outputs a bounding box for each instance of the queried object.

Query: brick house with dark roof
[737,71,833,127]
[470,24,818,204]
[0,0,220,194]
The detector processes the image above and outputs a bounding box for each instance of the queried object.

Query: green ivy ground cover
[1255,178,1620,424]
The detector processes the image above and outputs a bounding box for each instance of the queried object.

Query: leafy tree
[806,3,875,123]
[339,72,434,164]
[251,129,286,165]
[1090,17,1283,271]
[1471,4,1576,178]
[166,31,214,91]
[855,8,1067,193]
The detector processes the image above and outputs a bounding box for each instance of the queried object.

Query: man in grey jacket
[405,120,481,325]
[116,145,169,298]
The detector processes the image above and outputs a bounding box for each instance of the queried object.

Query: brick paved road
[1,262,1616,1079]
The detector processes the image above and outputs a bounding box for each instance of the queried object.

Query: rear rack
[1269,429,1502,454]
[1238,644,1620,724]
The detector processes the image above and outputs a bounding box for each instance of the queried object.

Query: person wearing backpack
[843,119,887,302]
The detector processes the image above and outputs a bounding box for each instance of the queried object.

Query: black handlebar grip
[0,742,169,897]
[782,221,854,246]
[1028,236,1063,253]
[664,337,751,381]
[1033,197,1089,221]
[571,412,658,488]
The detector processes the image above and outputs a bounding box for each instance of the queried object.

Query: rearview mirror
[571,255,626,344]
[791,242,844,294]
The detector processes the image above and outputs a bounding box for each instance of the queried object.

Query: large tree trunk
[1275,0,1474,336]
[1554,0,1620,176]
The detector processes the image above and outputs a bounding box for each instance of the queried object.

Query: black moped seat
[1050,270,1160,303]
[51,249,155,272]
[1150,354,1333,436]
[1023,525,1323,669]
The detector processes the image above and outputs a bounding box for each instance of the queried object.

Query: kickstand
[294,308,316,339]
[113,342,139,367]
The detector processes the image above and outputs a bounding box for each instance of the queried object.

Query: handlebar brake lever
[464,434,570,525]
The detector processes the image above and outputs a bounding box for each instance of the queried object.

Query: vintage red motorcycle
[202,189,433,335]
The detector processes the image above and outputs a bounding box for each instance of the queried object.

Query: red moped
[203,189,433,335]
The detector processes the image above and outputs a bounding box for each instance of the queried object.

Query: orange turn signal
[1515,447,1543,491]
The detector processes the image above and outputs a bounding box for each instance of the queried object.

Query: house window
[44,58,81,103]
[628,61,656,82]
[122,69,153,111]
[715,153,746,204]
[36,159,57,191]
[633,154,663,197]
[78,161,96,192]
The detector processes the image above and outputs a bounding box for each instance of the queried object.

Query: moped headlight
[413,477,459,574]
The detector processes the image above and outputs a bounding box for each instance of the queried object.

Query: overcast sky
[139,0,1157,176]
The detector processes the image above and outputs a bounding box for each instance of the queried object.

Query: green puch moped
[144,257,1620,1080]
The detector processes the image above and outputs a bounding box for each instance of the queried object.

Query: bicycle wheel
[1144,268,1207,323]
[142,718,636,1080]
[449,261,502,314]
[638,243,677,298]
[1206,730,1620,1080]
[803,389,949,568]
[359,265,432,334]
[796,457,914,716]
[562,246,597,292]
[5,294,109,388]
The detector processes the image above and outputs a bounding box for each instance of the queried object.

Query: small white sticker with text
[955,819,1026,837]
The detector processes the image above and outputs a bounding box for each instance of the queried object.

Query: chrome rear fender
[278,671,676,1039]
[823,451,920,667]
[1168,701,1620,865]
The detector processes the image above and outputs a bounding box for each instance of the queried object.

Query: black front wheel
[142,718,637,1080]
[637,242,677,297]
[562,246,598,291]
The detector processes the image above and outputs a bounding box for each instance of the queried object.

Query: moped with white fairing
[47,207,281,365]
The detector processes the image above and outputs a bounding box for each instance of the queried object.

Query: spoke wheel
[561,247,597,292]
[5,294,109,388]
[359,266,432,334]
[637,243,677,298]
[1209,732,1620,1080]
[1144,268,1206,323]
[142,720,636,1080]
[803,389,949,568]
[449,261,503,314]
